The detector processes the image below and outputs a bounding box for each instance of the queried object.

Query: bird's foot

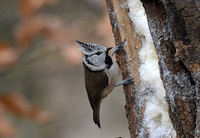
[111,39,127,56]
[116,77,134,87]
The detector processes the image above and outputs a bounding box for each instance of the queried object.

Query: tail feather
[93,101,101,128]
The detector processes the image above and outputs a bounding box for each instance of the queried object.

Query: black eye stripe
[88,52,102,56]
[96,52,101,55]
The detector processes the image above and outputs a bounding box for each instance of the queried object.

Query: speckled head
[75,40,112,71]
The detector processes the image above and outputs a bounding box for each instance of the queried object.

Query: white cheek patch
[88,55,104,66]
[83,55,107,71]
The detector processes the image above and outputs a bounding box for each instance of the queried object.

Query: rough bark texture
[140,0,200,137]
[106,0,147,137]
[106,0,200,137]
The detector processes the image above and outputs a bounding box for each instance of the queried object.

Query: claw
[111,39,127,56]
[116,77,134,87]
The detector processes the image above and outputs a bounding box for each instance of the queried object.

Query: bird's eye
[96,52,101,55]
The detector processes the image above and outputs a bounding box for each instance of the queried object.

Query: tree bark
[141,0,200,137]
[106,0,200,137]
[106,0,145,137]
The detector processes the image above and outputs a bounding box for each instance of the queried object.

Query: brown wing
[83,64,108,128]
[83,64,108,109]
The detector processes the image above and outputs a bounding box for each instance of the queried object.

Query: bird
[75,40,133,128]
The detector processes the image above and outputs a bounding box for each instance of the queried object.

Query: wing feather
[83,64,108,109]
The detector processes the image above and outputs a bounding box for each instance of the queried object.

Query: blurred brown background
[0,0,129,137]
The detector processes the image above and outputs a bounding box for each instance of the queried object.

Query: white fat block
[127,0,176,137]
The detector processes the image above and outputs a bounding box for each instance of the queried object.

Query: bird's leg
[112,39,133,87]
[111,39,127,57]
[115,77,134,87]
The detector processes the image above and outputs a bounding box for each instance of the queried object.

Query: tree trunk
[106,0,200,137]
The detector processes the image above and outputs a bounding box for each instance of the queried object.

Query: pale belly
[101,61,118,98]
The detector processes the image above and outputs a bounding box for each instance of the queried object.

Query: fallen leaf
[0,42,18,68]
[0,92,52,124]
